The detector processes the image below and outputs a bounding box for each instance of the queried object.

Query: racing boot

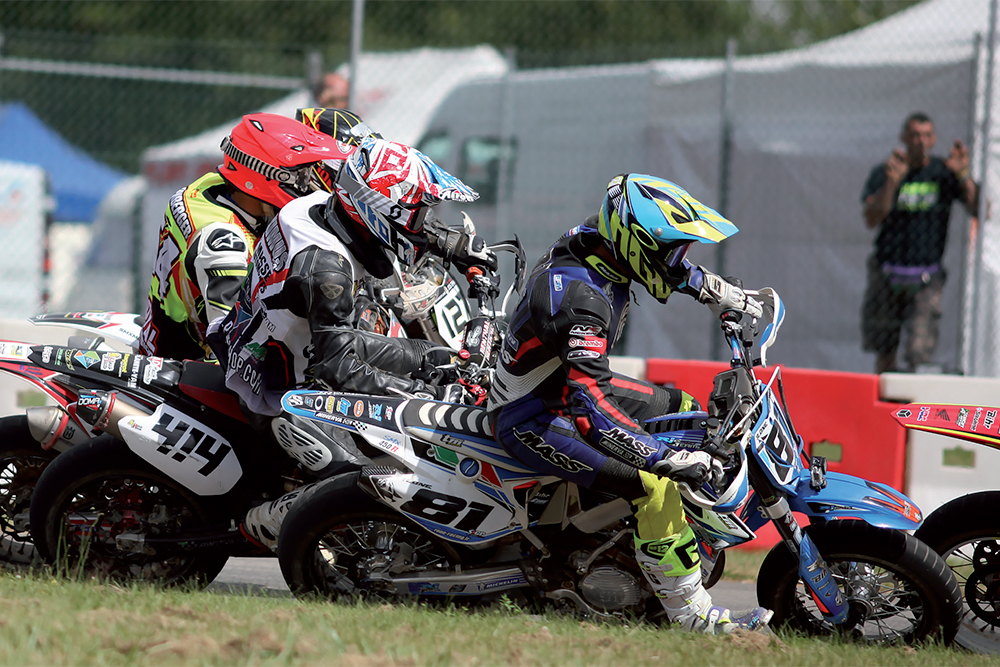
[241,484,313,551]
[635,528,773,634]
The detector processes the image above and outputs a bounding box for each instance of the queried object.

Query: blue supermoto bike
[274,288,962,645]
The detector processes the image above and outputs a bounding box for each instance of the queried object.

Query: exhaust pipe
[74,390,153,441]
[26,406,93,452]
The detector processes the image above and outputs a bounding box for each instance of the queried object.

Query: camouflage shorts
[861,255,944,367]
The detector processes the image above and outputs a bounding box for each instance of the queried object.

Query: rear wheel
[757,520,962,645]
[30,436,229,587]
[278,473,460,600]
[915,491,1000,654]
[0,415,57,566]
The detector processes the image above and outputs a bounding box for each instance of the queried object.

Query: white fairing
[30,311,142,351]
[117,403,242,496]
[431,278,471,349]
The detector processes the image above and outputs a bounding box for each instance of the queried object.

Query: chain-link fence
[3,0,999,375]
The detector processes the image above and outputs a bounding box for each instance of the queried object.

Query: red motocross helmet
[219,113,354,211]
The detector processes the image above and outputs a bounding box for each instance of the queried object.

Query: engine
[567,550,646,613]
[579,565,645,611]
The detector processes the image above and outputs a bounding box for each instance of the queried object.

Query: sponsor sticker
[569,324,602,336]
[354,400,364,418]
[100,352,121,372]
[337,398,351,415]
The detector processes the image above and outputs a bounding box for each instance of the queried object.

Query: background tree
[0,0,918,172]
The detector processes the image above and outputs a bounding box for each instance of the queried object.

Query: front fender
[787,470,922,530]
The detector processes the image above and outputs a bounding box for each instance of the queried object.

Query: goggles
[221,136,315,196]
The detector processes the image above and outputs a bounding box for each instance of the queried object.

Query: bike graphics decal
[364,466,519,543]
[27,345,170,389]
[0,341,31,360]
[432,279,470,349]
[282,391,402,432]
[894,403,1000,451]
[119,403,242,496]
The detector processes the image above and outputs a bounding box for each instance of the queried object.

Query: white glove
[651,449,724,492]
[698,270,764,320]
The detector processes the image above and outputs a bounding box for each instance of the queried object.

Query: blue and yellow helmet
[596,174,739,302]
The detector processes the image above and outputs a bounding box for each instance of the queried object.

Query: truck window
[458,137,516,206]
[416,132,452,167]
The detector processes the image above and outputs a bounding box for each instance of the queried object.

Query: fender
[787,470,922,530]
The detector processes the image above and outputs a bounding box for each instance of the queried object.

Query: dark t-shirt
[861,156,963,266]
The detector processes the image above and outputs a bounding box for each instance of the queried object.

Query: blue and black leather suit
[487,217,707,501]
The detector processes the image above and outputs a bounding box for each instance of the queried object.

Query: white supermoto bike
[274,289,962,645]
[0,251,472,568]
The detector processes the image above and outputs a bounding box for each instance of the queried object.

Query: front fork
[749,461,848,624]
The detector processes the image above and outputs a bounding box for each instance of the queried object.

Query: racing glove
[651,450,725,492]
[697,269,763,320]
[430,228,498,273]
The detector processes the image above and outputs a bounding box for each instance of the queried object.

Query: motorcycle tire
[756,519,962,645]
[915,490,1000,654]
[0,415,58,566]
[30,434,230,587]
[277,471,461,600]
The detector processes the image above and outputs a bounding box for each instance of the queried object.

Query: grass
[0,568,994,667]
[719,547,768,582]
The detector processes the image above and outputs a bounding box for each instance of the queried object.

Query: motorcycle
[893,403,1000,653]
[0,310,141,566]
[0,249,474,569]
[274,288,962,645]
[20,236,523,585]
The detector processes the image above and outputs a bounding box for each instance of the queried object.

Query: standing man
[861,111,979,373]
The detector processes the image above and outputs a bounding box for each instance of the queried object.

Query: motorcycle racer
[208,135,498,548]
[140,113,353,361]
[488,173,772,634]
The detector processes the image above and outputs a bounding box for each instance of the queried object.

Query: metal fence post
[969,0,999,375]
[349,0,365,109]
[711,37,737,362]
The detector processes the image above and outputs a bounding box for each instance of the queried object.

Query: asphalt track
[208,557,761,609]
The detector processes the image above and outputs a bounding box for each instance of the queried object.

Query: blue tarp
[0,102,125,222]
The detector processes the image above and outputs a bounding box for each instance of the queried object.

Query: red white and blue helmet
[334,136,478,262]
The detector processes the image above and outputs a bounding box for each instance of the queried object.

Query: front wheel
[277,472,460,600]
[915,491,1000,654]
[757,520,962,645]
[30,435,230,587]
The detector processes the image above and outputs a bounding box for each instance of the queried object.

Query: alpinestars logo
[513,428,593,474]
[598,428,656,467]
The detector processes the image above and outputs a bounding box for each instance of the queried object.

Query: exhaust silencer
[26,406,93,452]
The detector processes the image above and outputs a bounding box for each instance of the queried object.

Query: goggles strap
[221,136,310,192]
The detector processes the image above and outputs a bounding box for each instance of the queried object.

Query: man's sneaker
[681,605,774,635]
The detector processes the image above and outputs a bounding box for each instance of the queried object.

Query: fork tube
[748,459,848,623]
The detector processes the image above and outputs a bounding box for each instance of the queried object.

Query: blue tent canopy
[0,102,125,222]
